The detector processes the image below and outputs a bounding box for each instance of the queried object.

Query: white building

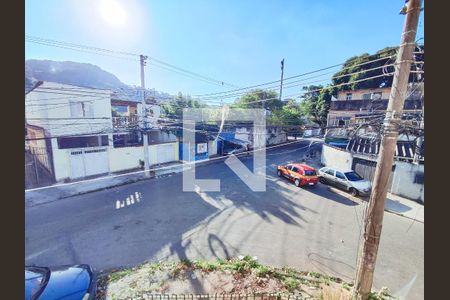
[25,81,179,183]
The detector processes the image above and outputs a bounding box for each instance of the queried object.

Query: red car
[277,163,319,187]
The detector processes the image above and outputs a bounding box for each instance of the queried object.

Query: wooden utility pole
[140,54,150,176]
[353,1,421,299]
[279,58,285,101]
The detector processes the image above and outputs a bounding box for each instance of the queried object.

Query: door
[70,148,109,179]
[69,150,85,179]
[285,165,294,179]
[322,168,336,185]
[352,158,395,187]
[335,171,349,190]
[290,167,301,181]
[83,148,109,177]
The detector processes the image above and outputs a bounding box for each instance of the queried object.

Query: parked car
[317,167,371,197]
[277,163,319,187]
[25,264,96,300]
[223,145,246,155]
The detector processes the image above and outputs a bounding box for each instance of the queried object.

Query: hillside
[25,59,127,90]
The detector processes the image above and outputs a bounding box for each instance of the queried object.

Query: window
[345,171,364,181]
[325,169,335,176]
[346,93,352,100]
[70,101,83,117]
[58,135,108,149]
[70,101,93,117]
[147,131,177,145]
[372,92,382,100]
[304,170,316,176]
[286,165,293,170]
[414,172,424,184]
[362,93,371,100]
[336,171,346,180]
[292,167,300,173]
[113,132,143,148]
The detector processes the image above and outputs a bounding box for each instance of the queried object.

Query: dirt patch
[96,257,394,300]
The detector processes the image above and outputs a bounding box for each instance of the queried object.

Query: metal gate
[69,147,109,179]
[352,157,395,187]
[25,145,55,189]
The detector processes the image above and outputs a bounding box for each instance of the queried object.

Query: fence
[25,145,55,189]
[115,294,309,300]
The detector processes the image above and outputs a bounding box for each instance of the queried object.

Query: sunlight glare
[99,0,127,27]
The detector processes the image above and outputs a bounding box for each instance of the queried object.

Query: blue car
[25,265,96,300]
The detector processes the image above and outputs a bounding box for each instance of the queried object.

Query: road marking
[115,192,143,209]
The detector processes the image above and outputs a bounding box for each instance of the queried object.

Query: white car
[318,167,372,197]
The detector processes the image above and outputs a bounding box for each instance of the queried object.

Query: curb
[326,186,424,223]
[25,140,319,207]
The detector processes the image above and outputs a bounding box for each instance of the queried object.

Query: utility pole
[279,58,285,101]
[140,54,150,176]
[413,102,424,164]
[353,1,421,299]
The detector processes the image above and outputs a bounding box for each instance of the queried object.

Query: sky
[25,0,424,100]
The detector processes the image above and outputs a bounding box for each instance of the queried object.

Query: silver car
[318,167,372,197]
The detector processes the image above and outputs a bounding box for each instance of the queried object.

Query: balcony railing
[112,115,140,128]
[330,99,423,111]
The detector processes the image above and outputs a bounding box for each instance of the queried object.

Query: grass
[255,265,272,277]
[108,269,134,282]
[101,257,395,299]
[282,277,299,292]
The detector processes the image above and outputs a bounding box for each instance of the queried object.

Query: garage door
[156,143,176,164]
[70,147,109,179]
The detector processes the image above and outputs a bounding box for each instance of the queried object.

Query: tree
[232,89,283,111]
[160,92,203,119]
[299,85,335,128]
[332,45,424,91]
[268,100,305,126]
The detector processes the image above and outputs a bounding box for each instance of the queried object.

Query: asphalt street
[25,141,423,299]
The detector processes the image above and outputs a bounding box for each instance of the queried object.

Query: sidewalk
[385,192,424,223]
[25,161,185,207]
[25,139,318,207]
[328,187,424,223]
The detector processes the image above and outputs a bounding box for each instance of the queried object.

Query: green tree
[268,100,305,126]
[232,89,283,111]
[332,45,424,91]
[160,92,203,119]
[299,85,335,128]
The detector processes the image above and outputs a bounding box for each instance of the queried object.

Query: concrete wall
[266,129,287,145]
[109,142,179,172]
[390,161,424,203]
[232,127,287,146]
[52,138,179,180]
[337,87,391,100]
[321,144,353,170]
[50,138,71,181]
[109,146,143,173]
[26,82,112,136]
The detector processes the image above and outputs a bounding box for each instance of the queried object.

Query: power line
[26,35,239,89]
[192,51,401,98]
[192,47,423,101]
